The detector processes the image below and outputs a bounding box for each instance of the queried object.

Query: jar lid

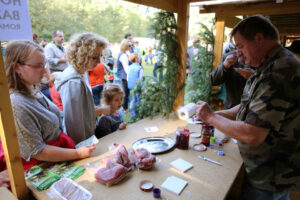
[193,144,207,151]
[140,180,154,192]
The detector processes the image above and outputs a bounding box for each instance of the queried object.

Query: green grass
[141,59,155,76]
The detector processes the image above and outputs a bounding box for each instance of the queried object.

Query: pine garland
[130,11,182,122]
[185,22,215,103]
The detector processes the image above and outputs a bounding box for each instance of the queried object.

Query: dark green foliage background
[130,11,182,122]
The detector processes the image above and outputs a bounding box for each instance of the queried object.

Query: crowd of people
[0,14,299,200]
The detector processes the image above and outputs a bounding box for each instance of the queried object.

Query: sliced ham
[133,148,156,170]
[94,158,128,186]
[111,143,132,167]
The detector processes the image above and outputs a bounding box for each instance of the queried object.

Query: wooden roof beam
[199,1,300,16]
[124,0,178,13]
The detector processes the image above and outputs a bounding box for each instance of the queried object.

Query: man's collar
[256,44,282,74]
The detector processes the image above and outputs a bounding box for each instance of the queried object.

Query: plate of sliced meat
[132,137,175,154]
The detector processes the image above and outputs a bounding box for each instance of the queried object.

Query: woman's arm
[33,144,95,162]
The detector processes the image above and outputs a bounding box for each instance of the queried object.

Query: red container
[201,124,213,146]
[175,127,190,149]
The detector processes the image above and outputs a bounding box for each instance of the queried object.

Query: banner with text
[0,0,32,40]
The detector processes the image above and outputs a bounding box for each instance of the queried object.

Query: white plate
[132,137,175,154]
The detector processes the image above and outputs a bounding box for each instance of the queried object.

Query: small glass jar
[175,127,190,150]
[201,124,213,146]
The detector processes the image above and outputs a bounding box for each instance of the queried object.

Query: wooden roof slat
[124,0,179,13]
[199,0,300,16]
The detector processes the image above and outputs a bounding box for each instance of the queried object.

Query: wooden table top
[28,116,243,200]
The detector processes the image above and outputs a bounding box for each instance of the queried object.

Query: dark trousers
[91,84,104,105]
[153,63,163,81]
[121,79,130,110]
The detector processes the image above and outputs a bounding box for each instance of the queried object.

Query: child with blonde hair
[96,83,127,137]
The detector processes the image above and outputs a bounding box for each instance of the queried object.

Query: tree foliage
[130,11,182,122]
[185,21,215,103]
[28,0,151,42]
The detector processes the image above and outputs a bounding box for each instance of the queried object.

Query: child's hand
[119,123,127,130]
[76,144,95,159]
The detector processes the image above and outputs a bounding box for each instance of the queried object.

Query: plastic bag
[86,158,129,187]
[110,143,134,167]
[132,148,156,170]
[48,178,92,200]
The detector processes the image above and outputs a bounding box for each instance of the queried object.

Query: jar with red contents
[175,127,190,150]
[201,124,214,146]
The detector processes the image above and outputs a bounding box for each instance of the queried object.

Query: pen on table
[198,155,222,166]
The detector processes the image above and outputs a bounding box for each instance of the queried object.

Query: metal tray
[132,137,175,154]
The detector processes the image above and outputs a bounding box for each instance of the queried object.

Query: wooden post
[0,42,28,199]
[213,14,225,70]
[174,0,189,111]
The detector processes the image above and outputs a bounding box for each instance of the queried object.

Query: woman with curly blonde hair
[55,33,111,144]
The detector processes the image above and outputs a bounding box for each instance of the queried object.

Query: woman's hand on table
[76,144,96,159]
[95,105,111,116]
[0,170,10,188]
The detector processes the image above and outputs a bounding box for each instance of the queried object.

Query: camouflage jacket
[236,45,300,192]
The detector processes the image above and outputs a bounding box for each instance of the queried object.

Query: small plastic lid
[140,180,154,192]
[153,188,161,198]
[193,144,207,152]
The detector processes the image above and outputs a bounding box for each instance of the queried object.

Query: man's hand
[235,68,255,79]
[195,101,215,123]
[224,54,238,69]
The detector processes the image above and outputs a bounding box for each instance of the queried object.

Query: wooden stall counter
[28,116,243,200]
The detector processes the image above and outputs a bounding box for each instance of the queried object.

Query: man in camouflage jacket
[196,15,300,199]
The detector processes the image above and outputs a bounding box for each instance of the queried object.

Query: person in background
[88,62,106,105]
[286,39,300,60]
[40,39,47,48]
[55,33,111,144]
[127,53,144,117]
[40,65,52,101]
[45,30,68,73]
[211,45,252,109]
[153,47,164,81]
[133,41,142,64]
[187,38,200,75]
[49,72,64,132]
[96,83,127,137]
[116,40,131,111]
[32,33,39,44]
[148,47,153,65]
[196,15,300,199]
[2,40,95,171]
[124,33,134,53]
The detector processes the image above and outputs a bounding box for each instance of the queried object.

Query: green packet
[27,169,60,191]
[48,162,85,180]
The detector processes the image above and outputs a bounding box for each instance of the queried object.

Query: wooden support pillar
[213,14,225,70]
[174,0,189,111]
[0,43,28,199]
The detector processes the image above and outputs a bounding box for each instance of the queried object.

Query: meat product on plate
[133,148,156,170]
[94,158,128,186]
[111,143,132,167]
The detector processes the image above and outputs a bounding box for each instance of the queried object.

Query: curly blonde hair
[66,32,108,74]
[103,83,124,104]
[5,40,44,96]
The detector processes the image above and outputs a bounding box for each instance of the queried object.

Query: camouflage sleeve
[244,77,290,131]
